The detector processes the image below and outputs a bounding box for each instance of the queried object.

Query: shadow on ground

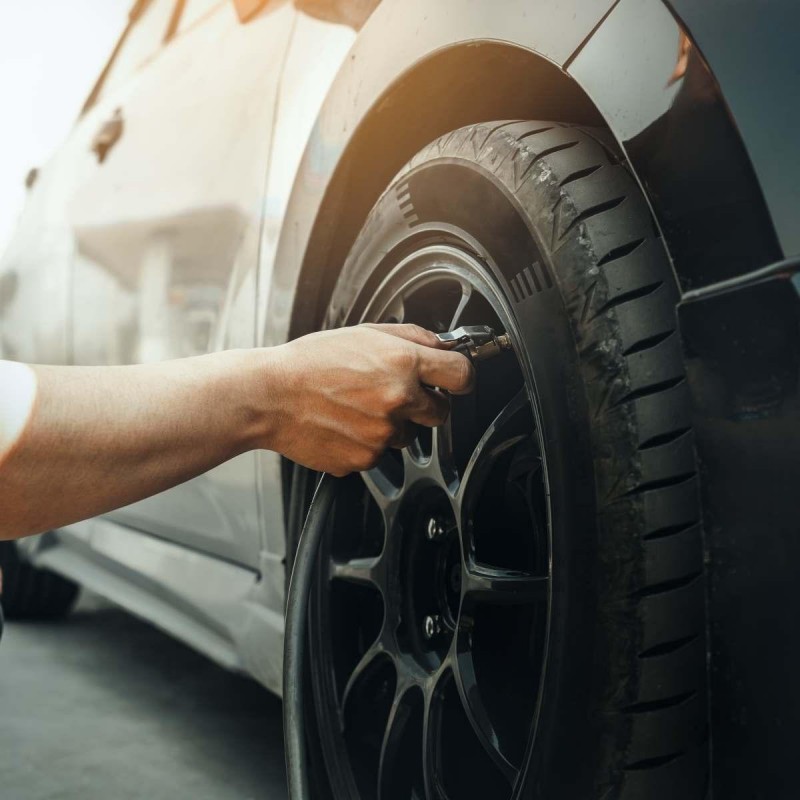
[0,593,287,800]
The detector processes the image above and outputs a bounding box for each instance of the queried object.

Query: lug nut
[426,516,446,541]
[423,614,442,640]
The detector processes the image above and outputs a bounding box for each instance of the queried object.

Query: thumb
[360,323,443,349]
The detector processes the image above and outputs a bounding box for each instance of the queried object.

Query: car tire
[0,540,79,620]
[300,120,708,799]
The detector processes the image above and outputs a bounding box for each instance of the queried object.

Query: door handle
[91,107,124,163]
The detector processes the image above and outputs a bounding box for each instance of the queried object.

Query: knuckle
[455,357,474,391]
[383,382,413,410]
[408,323,432,342]
[394,346,419,374]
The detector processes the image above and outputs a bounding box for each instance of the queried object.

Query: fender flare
[267,0,780,345]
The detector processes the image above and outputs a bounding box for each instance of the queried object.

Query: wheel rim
[310,244,553,800]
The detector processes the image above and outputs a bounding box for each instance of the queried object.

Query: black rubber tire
[307,120,708,799]
[0,540,79,620]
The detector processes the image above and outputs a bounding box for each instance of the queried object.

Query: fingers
[387,420,416,450]
[276,323,470,476]
[406,386,450,427]
[362,323,443,349]
[388,391,447,451]
[358,323,474,394]
[415,345,475,395]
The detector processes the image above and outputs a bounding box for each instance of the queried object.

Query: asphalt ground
[0,592,288,800]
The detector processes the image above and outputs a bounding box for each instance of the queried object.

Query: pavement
[0,592,288,800]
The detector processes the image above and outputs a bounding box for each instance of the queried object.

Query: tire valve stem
[436,325,514,363]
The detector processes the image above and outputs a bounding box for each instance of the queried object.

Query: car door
[69,0,295,567]
[0,132,87,368]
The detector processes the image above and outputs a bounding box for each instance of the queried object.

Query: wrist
[222,346,292,455]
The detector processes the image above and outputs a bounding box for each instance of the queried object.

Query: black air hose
[283,472,339,800]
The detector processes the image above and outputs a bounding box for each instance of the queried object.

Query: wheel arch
[272,0,781,350]
[274,39,604,529]
[288,41,604,340]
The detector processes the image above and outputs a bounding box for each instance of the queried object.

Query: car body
[2,0,798,794]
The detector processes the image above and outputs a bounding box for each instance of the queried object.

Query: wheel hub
[421,513,461,635]
[397,485,460,667]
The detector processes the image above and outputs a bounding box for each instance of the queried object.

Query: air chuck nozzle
[436,325,514,363]
[494,333,513,355]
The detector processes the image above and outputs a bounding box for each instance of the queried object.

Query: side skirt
[27,518,285,695]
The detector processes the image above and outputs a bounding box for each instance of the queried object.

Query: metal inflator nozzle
[436,325,514,363]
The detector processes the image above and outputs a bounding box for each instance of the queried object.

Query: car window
[99,0,180,100]
[177,0,227,34]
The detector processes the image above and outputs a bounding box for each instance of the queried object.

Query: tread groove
[643,521,698,542]
[559,163,602,187]
[514,140,579,189]
[616,376,685,407]
[622,690,697,715]
[475,120,526,155]
[597,237,646,266]
[625,472,697,497]
[595,280,663,317]
[515,125,556,140]
[638,634,700,659]
[559,195,626,241]
[623,329,674,357]
[624,751,684,771]
[639,427,691,450]
[634,571,703,599]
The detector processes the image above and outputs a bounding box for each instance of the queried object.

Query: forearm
[0,324,471,541]
[0,350,276,540]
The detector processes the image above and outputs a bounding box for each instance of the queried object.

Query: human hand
[263,324,474,476]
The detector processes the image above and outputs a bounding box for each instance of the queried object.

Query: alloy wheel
[310,244,553,800]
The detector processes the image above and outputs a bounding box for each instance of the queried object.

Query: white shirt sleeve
[0,360,38,462]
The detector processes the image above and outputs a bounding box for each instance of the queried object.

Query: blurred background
[0,5,289,797]
[0,2,128,253]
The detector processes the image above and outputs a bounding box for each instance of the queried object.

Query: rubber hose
[284,472,339,800]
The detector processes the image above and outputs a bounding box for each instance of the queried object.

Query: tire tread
[460,121,707,796]
[0,541,78,620]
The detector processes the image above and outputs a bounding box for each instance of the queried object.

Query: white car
[3,0,759,795]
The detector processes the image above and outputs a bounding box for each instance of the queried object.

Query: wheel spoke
[462,561,549,606]
[432,414,458,488]
[422,677,450,800]
[457,388,532,501]
[452,649,519,784]
[382,293,406,324]
[361,460,402,509]
[447,282,473,330]
[329,554,382,589]
[341,640,389,712]
[378,688,421,799]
